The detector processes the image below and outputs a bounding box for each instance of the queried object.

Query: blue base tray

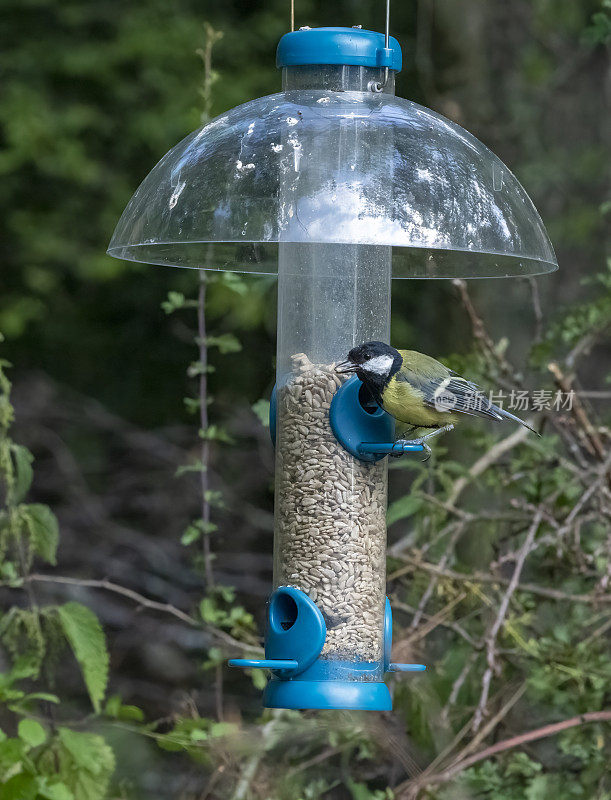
[263,658,392,710]
[264,678,392,711]
[228,593,426,711]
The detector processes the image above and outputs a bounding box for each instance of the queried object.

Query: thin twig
[231,713,282,800]
[403,592,467,644]
[198,272,214,592]
[390,555,609,604]
[21,573,261,654]
[440,652,479,724]
[452,279,517,380]
[409,524,465,629]
[452,683,527,767]
[425,682,526,785]
[548,361,607,462]
[527,277,543,344]
[391,600,480,647]
[472,508,543,731]
[405,710,611,794]
[565,323,610,370]
[447,425,531,507]
[197,24,224,722]
[556,460,611,538]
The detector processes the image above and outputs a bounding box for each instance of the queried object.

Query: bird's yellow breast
[381,375,453,428]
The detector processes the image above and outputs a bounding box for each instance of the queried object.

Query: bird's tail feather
[492,405,540,436]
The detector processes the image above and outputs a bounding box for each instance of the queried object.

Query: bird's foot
[420,424,454,442]
[393,425,454,462]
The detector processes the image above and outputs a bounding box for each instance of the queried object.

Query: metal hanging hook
[369,0,392,92]
[385,0,390,50]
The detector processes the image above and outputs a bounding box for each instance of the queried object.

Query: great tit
[336,341,537,453]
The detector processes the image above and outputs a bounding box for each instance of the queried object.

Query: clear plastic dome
[108,88,557,278]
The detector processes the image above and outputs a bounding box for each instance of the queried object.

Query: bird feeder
[108,26,556,710]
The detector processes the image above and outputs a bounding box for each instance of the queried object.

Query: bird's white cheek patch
[363,355,394,376]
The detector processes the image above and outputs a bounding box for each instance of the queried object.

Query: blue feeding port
[229,587,425,710]
[329,376,425,461]
[270,375,425,461]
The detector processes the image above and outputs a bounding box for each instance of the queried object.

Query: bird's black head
[337,341,403,393]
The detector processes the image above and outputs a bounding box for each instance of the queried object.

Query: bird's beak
[336,360,357,374]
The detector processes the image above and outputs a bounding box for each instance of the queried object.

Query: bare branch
[403,710,611,795]
[452,279,517,380]
[472,508,543,731]
[392,555,609,604]
[527,277,544,344]
[21,573,262,654]
[548,361,607,462]
[391,600,479,647]
[447,425,531,507]
[409,524,465,629]
[440,652,479,724]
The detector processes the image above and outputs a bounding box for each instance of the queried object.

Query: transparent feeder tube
[273,64,394,676]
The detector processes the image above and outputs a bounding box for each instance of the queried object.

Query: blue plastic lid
[277,27,402,72]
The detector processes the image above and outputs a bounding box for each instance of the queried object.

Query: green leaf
[181,518,218,545]
[10,444,33,503]
[1,774,38,800]
[181,524,202,545]
[18,718,47,748]
[386,495,424,527]
[203,489,224,508]
[57,603,108,713]
[202,647,224,669]
[200,521,218,535]
[214,585,235,603]
[22,504,59,565]
[183,396,202,413]
[199,424,234,444]
[0,561,18,583]
[583,8,611,46]
[23,692,59,704]
[199,597,221,624]
[209,721,236,738]
[38,781,74,800]
[187,360,205,377]
[9,656,40,682]
[218,271,249,296]
[250,668,267,690]
[104,694,144,722]
[160,291,197,314]
[252,398,270,427]
[203,333,242,354]
[57,728,111,774]
[175,460,206,478]
[526,775,552,800]
[0,736,25,771]
[56,729,115,800]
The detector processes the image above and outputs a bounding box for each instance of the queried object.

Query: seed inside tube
[274,353,386,662]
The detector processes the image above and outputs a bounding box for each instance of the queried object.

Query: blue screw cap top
[277,27,402,73]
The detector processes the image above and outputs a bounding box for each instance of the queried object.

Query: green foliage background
[0,0,609,798]
[2,0,606,424]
